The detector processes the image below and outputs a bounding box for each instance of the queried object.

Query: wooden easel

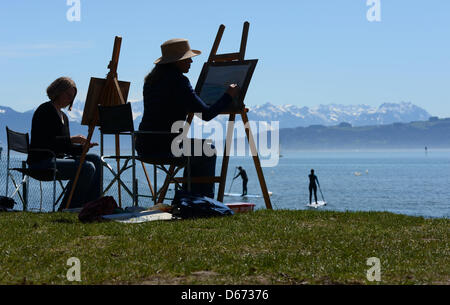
[64,36,127,210]
[157,22,273,210]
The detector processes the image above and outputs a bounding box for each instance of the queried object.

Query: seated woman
[136,38,239,198]
[27,77,101,210]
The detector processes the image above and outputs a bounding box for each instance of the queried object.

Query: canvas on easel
[81,77,130,126]
[195,60,257,112]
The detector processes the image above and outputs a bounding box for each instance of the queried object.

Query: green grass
[0,210,448,285]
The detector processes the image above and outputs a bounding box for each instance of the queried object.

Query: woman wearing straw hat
[136,38,239,198]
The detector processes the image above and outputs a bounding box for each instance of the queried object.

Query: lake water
[235,150,450,218]
[2,150,449,218]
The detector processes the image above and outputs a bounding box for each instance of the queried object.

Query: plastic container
[225,203,255,213]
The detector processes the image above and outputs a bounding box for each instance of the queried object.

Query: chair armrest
[28,148,57,158]
[99,129,134,136]
[27,149,58,169]
[134,130,180,135]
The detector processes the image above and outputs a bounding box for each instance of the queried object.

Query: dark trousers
[309,184,318,204]
[181,139,216,198]
[137,137,217,199]
[29,154,102,210]
[242,179,248,195]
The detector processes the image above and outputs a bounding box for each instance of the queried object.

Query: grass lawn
[0,209,448,285]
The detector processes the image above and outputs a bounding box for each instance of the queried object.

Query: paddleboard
[224,191,273,198]
[305,201,327,208]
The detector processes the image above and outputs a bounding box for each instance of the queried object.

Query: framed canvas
[195,59,258,113]
[81,77,130,126]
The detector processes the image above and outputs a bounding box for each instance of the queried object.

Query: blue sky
[1,0,449,116]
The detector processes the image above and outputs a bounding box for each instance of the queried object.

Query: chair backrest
[6,127,29,154]
[98,103,134,134]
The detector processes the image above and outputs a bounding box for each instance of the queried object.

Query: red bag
[78,196,118,223]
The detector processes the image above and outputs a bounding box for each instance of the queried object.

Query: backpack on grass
[78,196,119,223]
[171,190,234,219]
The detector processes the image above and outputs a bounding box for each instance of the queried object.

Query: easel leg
[241,111,273,210]
[141,162,155,199]
[217,114,235,202]
[115,134,122,208]
[65,124,95,210]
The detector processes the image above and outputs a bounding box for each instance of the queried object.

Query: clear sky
[1,0,449,116]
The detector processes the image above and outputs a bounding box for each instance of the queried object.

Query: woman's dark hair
[144,63,178,85]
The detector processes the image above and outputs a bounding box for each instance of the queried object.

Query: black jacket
[136,66,231,155]
[27,101,82,164]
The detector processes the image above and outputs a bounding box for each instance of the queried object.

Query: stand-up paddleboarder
[309,169,319,204]
[233,166,248,196]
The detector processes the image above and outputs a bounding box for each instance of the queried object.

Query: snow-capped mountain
[246,102,431,128]
[0,101,438,151]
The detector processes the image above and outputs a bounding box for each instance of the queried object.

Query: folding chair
[97,103,191,207]
[5,127,69,212]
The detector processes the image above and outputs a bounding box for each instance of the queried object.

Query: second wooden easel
[157,22,273,210]
[64,36,128,210]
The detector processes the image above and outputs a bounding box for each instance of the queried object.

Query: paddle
[317,179,326,203]
[228,167,238,194]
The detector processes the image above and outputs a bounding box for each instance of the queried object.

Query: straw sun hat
[154,38,201,64]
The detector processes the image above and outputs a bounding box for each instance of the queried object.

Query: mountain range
[0,101,439,149]
[65,100,431,129]
[247,102,431,128]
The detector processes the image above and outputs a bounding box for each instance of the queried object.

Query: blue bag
[171,190,234,219]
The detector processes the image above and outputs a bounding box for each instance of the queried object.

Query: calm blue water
[2,150,450,218]
[225,150,450,218]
